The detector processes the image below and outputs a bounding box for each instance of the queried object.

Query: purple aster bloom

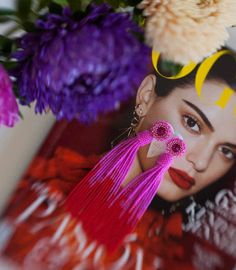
[12,3,151,123]
[0,64,19,127]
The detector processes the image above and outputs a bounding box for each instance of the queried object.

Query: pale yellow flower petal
[138,0,236,64]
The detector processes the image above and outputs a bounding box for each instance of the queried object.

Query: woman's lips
[168,167,195,190]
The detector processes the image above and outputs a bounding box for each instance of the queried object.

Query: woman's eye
[219,146,235,161]
[183,115,201,133]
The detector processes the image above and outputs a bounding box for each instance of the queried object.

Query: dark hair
[153,51,236,97]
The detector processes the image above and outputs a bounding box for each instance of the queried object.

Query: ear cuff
[150,120,174,141]
[166,137,186,157]
[150,120,186,157]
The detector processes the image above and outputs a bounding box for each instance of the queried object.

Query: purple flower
[13,3,151,123]
[0,64,19,127]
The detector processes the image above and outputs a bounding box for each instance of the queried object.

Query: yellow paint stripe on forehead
[214,87,234,109]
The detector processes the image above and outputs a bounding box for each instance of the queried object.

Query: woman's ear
[135,74,156,117]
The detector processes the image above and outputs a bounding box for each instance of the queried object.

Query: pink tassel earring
[65,130,153,219]
[64,120,186,253]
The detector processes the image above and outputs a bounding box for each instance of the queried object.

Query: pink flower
[0,64,19,127]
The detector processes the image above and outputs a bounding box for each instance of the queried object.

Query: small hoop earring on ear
[136,104,143,116]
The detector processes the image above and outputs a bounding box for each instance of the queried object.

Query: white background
[0,0,55,214]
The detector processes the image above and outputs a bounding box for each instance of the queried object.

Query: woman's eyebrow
[224,143,236,149]
[182,99,215,132]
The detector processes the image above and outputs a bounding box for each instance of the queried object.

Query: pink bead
[166,138,186,157]
[150,120,174,141]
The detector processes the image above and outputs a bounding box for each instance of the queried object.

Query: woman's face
[136,75,236,202]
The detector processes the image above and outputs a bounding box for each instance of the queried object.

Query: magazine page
[0,1,236,270]
[0,63,236,269]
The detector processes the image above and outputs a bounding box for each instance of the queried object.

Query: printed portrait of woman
[120,52,236,211]
[1,51,236,270]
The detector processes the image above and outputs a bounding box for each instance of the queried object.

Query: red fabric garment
[1,146,195,270]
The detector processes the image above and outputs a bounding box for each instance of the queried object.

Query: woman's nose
[185,141,214,172]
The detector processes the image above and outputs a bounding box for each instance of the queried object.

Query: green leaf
[160,60,183,77]
[79,0,93,11]
[0,61,18,70]
[0,36,14,56]
[3,25,21,37]
[19,110,24,120]
[0,9,17,16]
[93,0,104,4]
[0,16,12,23]
[13,84,20,99]
[106,0,121,9]
[124,0,141,6]
[132,11,145,27]
[67,0,81,12]
[49,2,63,14]
[52,0,68,6]
[16,0,32,19]
[37,0,51,10]
[21,21,36,32]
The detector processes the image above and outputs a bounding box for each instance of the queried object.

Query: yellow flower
[137,0,236,64]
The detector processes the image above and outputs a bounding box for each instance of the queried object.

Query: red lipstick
[168,167,195,190]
